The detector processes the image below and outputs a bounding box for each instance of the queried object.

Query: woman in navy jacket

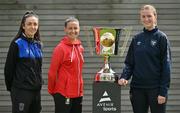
[4,11,43,113]
[118,5,171,113]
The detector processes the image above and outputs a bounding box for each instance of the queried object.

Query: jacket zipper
[71,45,75,62]
[76,46,81,96]
[29,41,38,84]
[31,67,38,82]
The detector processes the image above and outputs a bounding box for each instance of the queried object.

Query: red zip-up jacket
[48,36,84,98]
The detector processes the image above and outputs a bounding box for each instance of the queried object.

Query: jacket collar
[143,26,158,34]
[21,33,34,43]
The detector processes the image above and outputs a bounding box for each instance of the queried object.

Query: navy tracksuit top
[120,27,171,97]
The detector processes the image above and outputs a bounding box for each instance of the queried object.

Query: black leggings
[53,93,83,113]
[130,87,166,113]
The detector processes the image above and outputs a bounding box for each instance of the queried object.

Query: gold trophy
[84,26,132,82]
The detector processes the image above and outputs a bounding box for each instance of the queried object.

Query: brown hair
[64,16,79,27]
[14,11,40,41]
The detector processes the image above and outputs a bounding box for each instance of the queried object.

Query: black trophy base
[93,82,121,113]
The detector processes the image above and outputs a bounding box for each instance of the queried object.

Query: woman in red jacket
[48,17,84,113]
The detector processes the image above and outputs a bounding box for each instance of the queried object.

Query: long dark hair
[14,11,40,41]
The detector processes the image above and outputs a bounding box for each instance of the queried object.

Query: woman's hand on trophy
[118,78,128,86]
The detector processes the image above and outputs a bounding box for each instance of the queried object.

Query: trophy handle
[119,26,132,56]
[83,26,94,56]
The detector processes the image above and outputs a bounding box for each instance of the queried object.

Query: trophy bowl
[100,32,115,47]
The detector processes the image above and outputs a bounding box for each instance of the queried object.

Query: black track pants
[53,93,83,113]
[10,87,41,113]
[129,88,166,113]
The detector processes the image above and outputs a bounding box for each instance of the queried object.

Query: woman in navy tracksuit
[118,5,171,113]
[4,11,43,113]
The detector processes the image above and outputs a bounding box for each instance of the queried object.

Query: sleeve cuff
[159,87,168,97]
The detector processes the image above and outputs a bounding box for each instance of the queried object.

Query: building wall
[0,0,180,113]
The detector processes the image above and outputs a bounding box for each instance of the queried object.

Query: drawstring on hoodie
[78,47,84,63]
[71,45,75,62]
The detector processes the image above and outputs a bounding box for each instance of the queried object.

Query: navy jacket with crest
[120,27,171,97]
